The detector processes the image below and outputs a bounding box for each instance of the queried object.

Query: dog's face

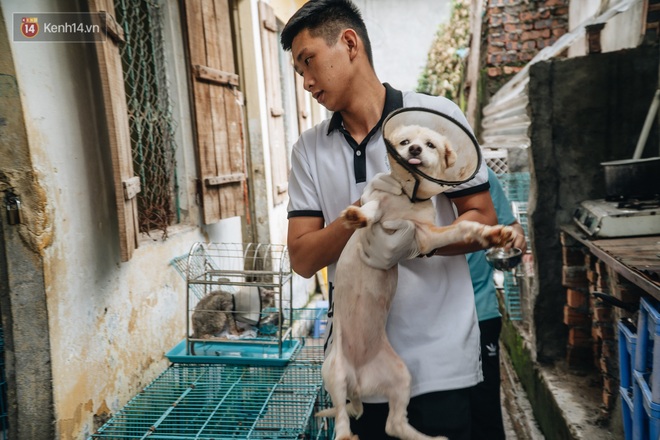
[387,125,457,183]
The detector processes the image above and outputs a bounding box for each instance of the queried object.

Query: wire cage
[182,243,294,362]
[495,172,531,322]
[90,341,334,440]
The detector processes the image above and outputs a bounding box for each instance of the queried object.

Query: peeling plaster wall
[0,1,249,439]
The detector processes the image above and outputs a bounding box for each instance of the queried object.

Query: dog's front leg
[414,221,514,254]
[341,200,381,229]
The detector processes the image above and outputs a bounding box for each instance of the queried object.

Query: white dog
[318,124,514,440]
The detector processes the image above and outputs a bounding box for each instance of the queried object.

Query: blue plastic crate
[621,386,634,440]
[497,172,530,203]
[633,370,660,440]
[313,302,329,339]
[620,320,638,390]
[635,298,660,403]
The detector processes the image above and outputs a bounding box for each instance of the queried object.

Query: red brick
[562,266,588,288]
[487,67,502,77]
[564,305,590,327]
[602,390,616,410]
[567,289,589,309]
[502,66,522,75]
[568,326,591,347]
[593,305,613,322]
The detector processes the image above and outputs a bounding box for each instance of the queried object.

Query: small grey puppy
[191,290,241,339]
[191,288,277,339]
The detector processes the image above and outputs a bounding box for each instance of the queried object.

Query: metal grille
[483,148,509,175]
[90,342,334,440]
[115,0,178,237]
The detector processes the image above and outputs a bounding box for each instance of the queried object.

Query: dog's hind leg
[361,347,448,440]
[321,352,358,440]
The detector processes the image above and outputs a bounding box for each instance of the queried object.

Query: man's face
[291,28,351,112]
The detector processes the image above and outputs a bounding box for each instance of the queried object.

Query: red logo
[20,17,39,38]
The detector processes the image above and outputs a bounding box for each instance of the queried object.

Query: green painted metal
[90,342,333,440]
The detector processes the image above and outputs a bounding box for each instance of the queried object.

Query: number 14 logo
[21,17,39,38]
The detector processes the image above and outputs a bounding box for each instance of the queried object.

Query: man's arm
[287,216,355,278]
[433,190,500,256]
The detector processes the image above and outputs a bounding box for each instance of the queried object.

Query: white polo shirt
[288,84,488,397]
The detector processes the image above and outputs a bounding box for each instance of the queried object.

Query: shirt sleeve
[287,138,324,219]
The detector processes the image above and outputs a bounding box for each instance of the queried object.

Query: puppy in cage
[191,287,277,339]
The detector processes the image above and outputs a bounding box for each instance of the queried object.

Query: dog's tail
[315,407,337,418]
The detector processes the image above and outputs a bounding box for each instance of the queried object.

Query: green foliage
[417,0,471,104]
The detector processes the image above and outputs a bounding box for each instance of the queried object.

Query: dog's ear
[444,141,457,168]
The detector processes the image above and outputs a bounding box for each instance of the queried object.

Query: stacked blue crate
[630,298,660,440]
[619,319,637,440]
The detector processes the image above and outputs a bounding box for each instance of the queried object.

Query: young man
[280,1,513,438]
[467,168,527,440]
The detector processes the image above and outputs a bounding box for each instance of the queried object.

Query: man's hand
[358,219,419,270]
[508,222,527,253]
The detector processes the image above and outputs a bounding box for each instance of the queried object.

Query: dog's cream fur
[319,125,514,440]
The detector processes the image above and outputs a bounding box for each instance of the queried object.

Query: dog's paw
[481,224,515,247]
[341,206,369,229]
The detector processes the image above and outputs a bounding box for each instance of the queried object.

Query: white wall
[568,0,645,57]
[1,0,242,438]
[354,0,452,92]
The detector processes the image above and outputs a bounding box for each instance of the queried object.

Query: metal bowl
[485,247,523,271]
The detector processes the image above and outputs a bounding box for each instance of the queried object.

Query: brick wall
[560,231,643,417]
[481,0,569,94]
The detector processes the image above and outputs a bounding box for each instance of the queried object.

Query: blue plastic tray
[166,338,301,366]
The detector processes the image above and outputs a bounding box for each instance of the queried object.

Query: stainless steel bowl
[485,247,523,271]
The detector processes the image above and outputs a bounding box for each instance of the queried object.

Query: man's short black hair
[280,0,374,67]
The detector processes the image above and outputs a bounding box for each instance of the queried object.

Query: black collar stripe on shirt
[327,83,404,184]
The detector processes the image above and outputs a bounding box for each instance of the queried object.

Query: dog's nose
[408,144,422,156]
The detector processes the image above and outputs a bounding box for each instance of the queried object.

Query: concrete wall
[527,44,659,359]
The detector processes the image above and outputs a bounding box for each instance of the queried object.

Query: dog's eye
[426,142,436,149]
[399,139,409,146]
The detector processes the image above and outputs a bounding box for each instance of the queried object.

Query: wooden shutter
[89,0,140,262]
[184,0,247,223]
[258,1,289,206]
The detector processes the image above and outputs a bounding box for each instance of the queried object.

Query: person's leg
[350,388,471,440]
[350,401,394,440]
[407,388,472,440]
[469,317,505,440]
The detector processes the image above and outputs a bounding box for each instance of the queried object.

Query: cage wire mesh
[90,342,334,440]
[115,0,178,237]
[496,172,531,321]
[183,243,294,353]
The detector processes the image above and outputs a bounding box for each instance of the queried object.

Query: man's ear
[342,29,359,60]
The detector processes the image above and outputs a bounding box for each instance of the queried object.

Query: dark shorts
[349,388,472,440]
[469,316,505,440]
